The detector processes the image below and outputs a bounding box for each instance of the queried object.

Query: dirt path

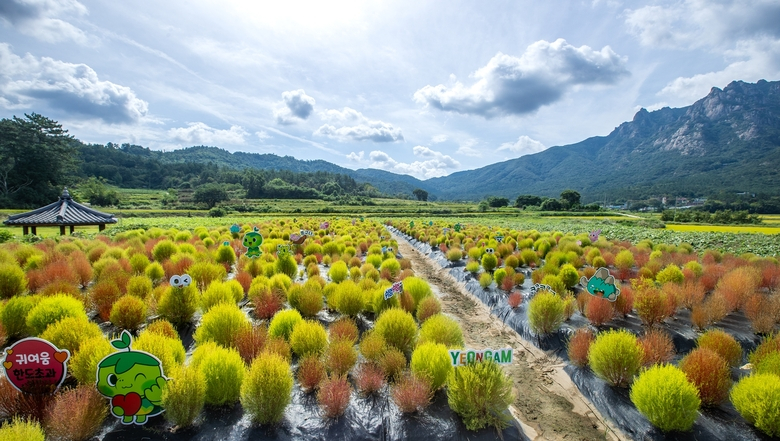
[394,234,628,441]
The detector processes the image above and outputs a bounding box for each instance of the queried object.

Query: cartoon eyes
[107,373,117,387]
[387,247,394,253]
[485,248,495,254]
[170,274,192,287]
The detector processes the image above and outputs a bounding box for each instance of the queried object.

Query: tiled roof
[4,188,117,226]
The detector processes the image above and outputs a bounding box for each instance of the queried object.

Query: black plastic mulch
[390,227,774,441]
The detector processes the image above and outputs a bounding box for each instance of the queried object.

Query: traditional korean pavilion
[3,187,117,235]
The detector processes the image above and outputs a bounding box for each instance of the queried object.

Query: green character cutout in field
[580,267,621,302]
[96,331,168,425]
[242,227,263,258]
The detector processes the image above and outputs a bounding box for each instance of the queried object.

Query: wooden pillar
[69,225,74,234]
[99,224,105,231]
[23,226,28,235]
[31,226,37,235]
[59,225,65,235]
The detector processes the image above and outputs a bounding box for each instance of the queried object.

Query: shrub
[250,284,284,320]
[559,264,579,288]
[630,364,700,432]
[465,260,481,275]
[418,313,464,348]
[656,264,684,284]
[447,358,514,432]
[145,319,177,339]
[584,296,613,327]
[157,284,199,327]
[326,339,357,376]
[528,291,565,335]
[679,348,732,406]
[588,329,643,388]
[328,317,358,344]
[355,362,385,395]
[331,280,364,317]
[194,344,245,406]
[241,353,293,425]
[415,296,441,323]
[639,328,675,366]
[380,258,402,280]
[200,281,236,313]
[447,249,463,262]
[161,365,206,428]
[633,284,668,327]
[194,303,251,348]
[403,276,433,313]
[755,352,780,376]
[188,262,227,291]
[478,272,492,289]
[698,329,742,367]
[89,280,121,322]
[294,284,323,318]
[109,295,147,331]
[289,320,328,357]
[567,328,595,367]
[716,266,761,312]
[126,275,153,299]
[152,240,177,262]
[507,292,522,308]
[1,295,35,337]
[70,336,113,385]
[129,253,150,274]
[410,342,452,391]
[318,375,351,418]
[359,330,387,364]
[297,355,327,393]
[374,308,418,355]
[26,294,86,336]
[392,373,432,413]
[0,263,27,299]
[730,374,780,437]
[748,334,780,367]
[481,253,498,272]
[274,254,298,280]
[268,309,303,341]
[45,385,106,441]
[134,330,186,374]
[0,417,44,441]
[233,324,267,366]
[381,347,407,381]
[40,316,102,354]
[145,262,165,282]
[328,261,349,283]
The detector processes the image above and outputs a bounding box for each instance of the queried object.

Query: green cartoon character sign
[242,227,264,258]
[96,331,168,425]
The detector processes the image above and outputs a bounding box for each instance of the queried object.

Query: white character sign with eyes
[169,274,192,288]
[485,248,495,254]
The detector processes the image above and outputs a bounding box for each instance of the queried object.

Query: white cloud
[256,130,271,141]
[274,89,315,125]
[498,135,546,156]
[431,134,447,143]
[347,150,364,162]
[0,0,89,44]
[626,0,780,106]
[456,145,482,157]
[368,146,459,179]
[413,39,629,117]
[314,107,403,142]
[168,122,248,146]
[0,44,148,124]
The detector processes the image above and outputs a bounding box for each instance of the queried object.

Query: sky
[1,0,779,180]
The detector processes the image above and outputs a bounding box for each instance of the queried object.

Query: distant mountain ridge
[149,79,780,201]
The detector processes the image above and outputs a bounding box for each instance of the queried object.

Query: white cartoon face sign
[485,248,495,254]
[169,274,192,288]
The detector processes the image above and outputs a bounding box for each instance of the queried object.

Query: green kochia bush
[730,374,780,437]
[200,281,238,313]
[410,342,452,391]
[374,308,417,355]
[134,329,186,374]
[1,295,36,337]
[40,316,102,354]
[70,336,113,385]
[26,294,87,335]
[157,284,199,327]
[0,417,45,441]
[162,365,206,428]
[331,280,364,317]
[194,303,251,348]
[192,343,246,406]
[241,353,293,425]
[588,329,643,388]
[630,364,700,432]
[402,277,432,313]
[289,320,328,357]
[275,254,298,279]
[447,359,514,432]
[418,314,464,348]
[268,309,303,341]
[328,261,349,283]
[0,263,27,299]
[527,291,565,335]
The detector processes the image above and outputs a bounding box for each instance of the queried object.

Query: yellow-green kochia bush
[630,364,700,432]
[241,353,293,425]
[289,320,328,357]
[162,365,206,428]
[1,295,36,337]
[588,329,643,388]
[0,417,45,441]
[402,277,433,313]
[268,309,303,341]
[70,336,113,385]
[26,294,87,335]
[447,359,514,432]
[410,342,452,391]
[730,373,780,437]
[194,303,251,348]
[480,253,498,272]
[192,344,245,406]
[374,308,417,355]
[418,313,464,348]
[157,283,199,327]
[527,291,565,336]
[0,263,27,299]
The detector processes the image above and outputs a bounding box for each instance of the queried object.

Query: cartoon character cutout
[454,223,461,233]
[229,224,241,235]
[580,267,621,302]
[289,233,306,245]
[589,229,601,243]
[242,227,263,258]
[96,331,168,425]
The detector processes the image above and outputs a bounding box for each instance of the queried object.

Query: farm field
[665,223,780,234]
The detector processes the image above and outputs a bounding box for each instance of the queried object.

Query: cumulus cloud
[0,0,89,44]
[256,130,271,141]
[497,135,546,156]
[347,150,364,162]
[368,146,459,179]
[169,122,248,145]
[626,0,780,105]
[0,44,148,123]
[274,89,315,125]
[314,107,403,142]
[413,39,629,118]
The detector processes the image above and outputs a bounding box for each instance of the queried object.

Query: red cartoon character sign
[2,337,70,394]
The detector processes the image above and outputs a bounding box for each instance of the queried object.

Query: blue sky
[1,0,779,179]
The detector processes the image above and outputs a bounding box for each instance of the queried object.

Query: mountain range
[153,79,780,201]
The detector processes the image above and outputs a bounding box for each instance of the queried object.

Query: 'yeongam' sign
[448,348,513,366]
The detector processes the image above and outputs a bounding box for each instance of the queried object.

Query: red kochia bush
[297,355,327,393]
[329,318,359,344]
[251,286,284,320]
[700,264,726,292]
[392,373,432,413]
[45,385,107,441]
[639,329,675,366]
[585,297,614,327]
[354,363,386,395]
[507,292,523,308]
[567,328,595,367]
[317,375,351,418]
[698,329,742,367]
[234,271,252,295]
[679,347,732,406]
[90,280,122,321]
[233,324,267,366]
